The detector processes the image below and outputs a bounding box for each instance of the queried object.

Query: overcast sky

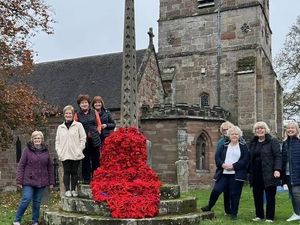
[31,0,299,63]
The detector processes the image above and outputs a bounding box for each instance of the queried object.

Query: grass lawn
[183,185,294,225]
[0,185,294,225]
[0,188,60,225]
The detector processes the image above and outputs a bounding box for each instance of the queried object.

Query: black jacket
[248,134,282,187]
[98,108,116,141]
[214,141,250,181]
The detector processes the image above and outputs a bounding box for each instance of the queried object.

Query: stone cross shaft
[120,0,138,127]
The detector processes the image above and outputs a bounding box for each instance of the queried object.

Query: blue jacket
[282,137,300,186]
[214,141,250,181]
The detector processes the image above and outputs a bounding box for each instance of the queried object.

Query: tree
[274,16,300,121]
[0,0,54,147]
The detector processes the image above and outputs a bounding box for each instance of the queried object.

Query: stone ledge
[78,184,181,200]
[43,210,201,225]
[61,197,110,216]
[160,184,180,200]
[61,196,197,216]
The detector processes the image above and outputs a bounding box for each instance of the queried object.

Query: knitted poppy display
[91,127,161,218]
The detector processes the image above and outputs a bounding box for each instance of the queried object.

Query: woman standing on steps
[74,94,102,184]
[92,96,116,145]
[201,126,249,220]
[55,105,86,197]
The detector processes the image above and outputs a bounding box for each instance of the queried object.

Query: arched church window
[196,134,207,170]
[200,93,209,108]
[197,0,214,8]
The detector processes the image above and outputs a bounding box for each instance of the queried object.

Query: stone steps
[43,210,202,225]
[43,184,214,225]
[61,195,197,216]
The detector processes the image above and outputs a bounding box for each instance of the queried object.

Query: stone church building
[0,0,282,191]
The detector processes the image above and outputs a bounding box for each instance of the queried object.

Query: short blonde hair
[227,126,243,138]
[31,131,44,143]
[63,105,74,115]
[253,121,270,134]
[284,121,300,140]
[220,121,234,133]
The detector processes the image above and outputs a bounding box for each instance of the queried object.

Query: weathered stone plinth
[44,210,201,225]
[43,184,213,225]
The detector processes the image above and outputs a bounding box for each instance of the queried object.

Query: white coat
[55,121,86,161]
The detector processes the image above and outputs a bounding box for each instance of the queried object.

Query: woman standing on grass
[282,121,300,222]
[55,105,86,197]
[201,126,249,220]
[14,131,54,225]
[248,121,281,223]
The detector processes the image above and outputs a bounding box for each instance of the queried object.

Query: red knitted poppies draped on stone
[91,127,161,218]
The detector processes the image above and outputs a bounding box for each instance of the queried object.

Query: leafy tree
[274,16,300,121]
[0,0,54,147]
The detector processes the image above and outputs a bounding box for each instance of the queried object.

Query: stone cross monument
[120,0,138,127]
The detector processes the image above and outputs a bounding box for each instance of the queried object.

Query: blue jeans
[15,185,45,223]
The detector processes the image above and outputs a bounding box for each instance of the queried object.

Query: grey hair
[63,105,75,115]
[219,121,234,133]
[253,121,270,134]
[227,126,243,137]
[31,131,44,142]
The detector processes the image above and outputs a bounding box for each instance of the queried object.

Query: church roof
[26,50,146,110]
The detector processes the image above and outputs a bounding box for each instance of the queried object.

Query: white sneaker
[32,222,38,225]
[64,190,72,197]
[13,222,20,225]
[287,213,300,222]
[71,190,78,197]
[265,219,273,223]
[252,217,262,221]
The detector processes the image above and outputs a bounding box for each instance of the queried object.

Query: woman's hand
[274,170,280,178]
[101,124,107,129]
[222,163,233,170]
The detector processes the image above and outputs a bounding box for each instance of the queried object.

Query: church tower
[158,0,282,136]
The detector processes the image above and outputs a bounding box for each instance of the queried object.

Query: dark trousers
[208,174,244,216]
[292,185,300,216]
[82,139,100,181]
[223,189,231,214]
[252,183,277,220]
[287,175,300,215]
[62,160,80,191]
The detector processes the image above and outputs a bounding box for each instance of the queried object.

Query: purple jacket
[16,142,55,187]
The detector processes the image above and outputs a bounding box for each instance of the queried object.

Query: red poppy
[91,127,161,218]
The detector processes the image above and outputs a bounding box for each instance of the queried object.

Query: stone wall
[140,103,228,188]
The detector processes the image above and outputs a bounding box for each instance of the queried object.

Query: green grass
[183,185,294,225]
[0,188,60,225]
[0,185,294,225]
